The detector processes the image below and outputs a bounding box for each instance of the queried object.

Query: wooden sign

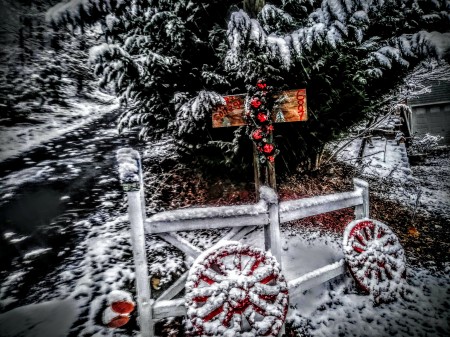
[212,89,307,128]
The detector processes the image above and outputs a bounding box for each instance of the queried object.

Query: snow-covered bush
[408,133,444,155]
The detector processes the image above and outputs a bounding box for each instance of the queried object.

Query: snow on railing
[117,149,370,337]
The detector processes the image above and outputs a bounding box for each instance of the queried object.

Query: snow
[335,132,450,220]
[0,92,118,163]
[106,290,133,306]
[148,200,267,223]
[116,148,140,185]
[23,248,52,260]
[0,298,78,337]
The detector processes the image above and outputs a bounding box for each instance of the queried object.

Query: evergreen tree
[0,0,97,120]
[47,0,450,172]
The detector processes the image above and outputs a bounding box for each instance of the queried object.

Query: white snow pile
[116,148,140,185]
[281,226,449,337]
[0,299,78,337]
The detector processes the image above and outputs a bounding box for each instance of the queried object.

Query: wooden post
[118,149,153,337]
[353,178,369,219]
[253,144,261,200]
[260,186,282,269]
[268,161,277,191]
[243,0,266,18]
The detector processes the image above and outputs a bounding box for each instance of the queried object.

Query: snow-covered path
[0,99,143,315]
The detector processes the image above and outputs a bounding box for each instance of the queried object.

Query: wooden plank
[212,94,246,128]
[155,271,188,302]
[152,298,187,319]
[253,144,261,200]
[157,232,202,258]
[222,225,258,241]
[267,201,282,268]
[212,89,307,128]
[279,191,363,223]
[288,259,346,292]
[146,213,268,234]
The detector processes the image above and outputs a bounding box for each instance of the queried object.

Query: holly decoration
[245,79,280,164]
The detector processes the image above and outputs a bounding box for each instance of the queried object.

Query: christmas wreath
[245,80,280,164]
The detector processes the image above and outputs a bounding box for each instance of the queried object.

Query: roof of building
[409,80,450,106]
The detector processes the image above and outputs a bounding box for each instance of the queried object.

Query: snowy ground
[1,208,448,336]
[0,91,118,163]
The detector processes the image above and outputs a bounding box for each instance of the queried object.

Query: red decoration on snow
[343,219,406,304]
[185,242,289,336]
[107,315,130,328]
[102,290,135,329]
[111,301,135,315]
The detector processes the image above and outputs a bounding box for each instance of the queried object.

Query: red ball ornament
[252,129,263,140]
[251,98,262,108]
[263,143,274,154]
[268,156,275,162]
[266,125,274,132]
[257,82,267,90]
[257,113,268,123]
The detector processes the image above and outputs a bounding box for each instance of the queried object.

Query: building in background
[408,80,450,144]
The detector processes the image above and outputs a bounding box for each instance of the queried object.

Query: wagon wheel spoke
[242,256,262,276]
[363,225,374,241]
[351,241,367,254]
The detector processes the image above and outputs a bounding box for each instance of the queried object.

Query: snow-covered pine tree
[224,0,450,171]
[47,0,449,173]
[0,0,96,120]
[47,0,238,142]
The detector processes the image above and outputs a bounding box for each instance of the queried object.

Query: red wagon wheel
[185,241,289,336]
[343,219,406,303]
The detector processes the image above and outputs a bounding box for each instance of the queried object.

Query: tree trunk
[243,0,265,18]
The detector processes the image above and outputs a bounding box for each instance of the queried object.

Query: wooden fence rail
[117,148,369,337]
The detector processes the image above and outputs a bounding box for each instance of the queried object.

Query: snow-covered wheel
[185,241,288,337]
[343,219,406,303]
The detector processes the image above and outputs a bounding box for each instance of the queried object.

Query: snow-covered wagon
[116,148,406,337]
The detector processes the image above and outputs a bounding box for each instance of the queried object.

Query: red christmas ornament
[257,113,268,123]
[257,82,267,90]
[251,98,262,108]
[268,156,275,162]
[266,125,274,132]
[263,144,274,154]
[252,129,263,140]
